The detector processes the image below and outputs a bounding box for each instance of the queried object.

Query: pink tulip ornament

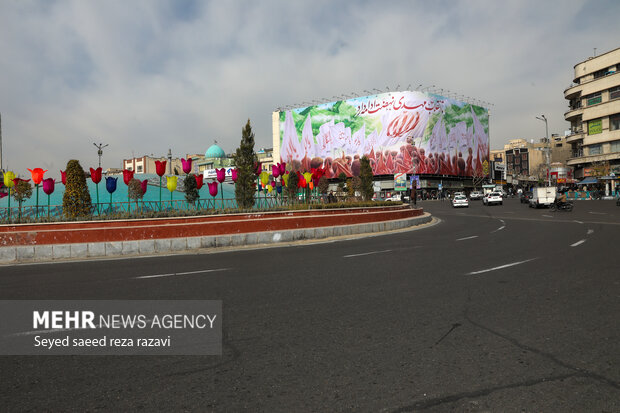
[182,158,193,174]
[42,178,55,218]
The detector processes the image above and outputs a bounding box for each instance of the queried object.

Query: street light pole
[535,115,550,186]
[93,142,108,168]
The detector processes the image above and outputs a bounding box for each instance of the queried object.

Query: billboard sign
[394,173,407,191]
[276,91,489,178]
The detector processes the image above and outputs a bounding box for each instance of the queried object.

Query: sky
[1,0,619,177]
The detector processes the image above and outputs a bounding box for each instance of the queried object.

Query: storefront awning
[578,177,598,185]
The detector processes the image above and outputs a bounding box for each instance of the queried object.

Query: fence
[0,193,332,223]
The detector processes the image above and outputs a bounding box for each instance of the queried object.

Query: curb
[0,213,432,265]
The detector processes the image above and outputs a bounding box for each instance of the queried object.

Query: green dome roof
[205,144,226,159]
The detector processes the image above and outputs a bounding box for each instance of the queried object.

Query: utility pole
[93,142,108,168]
[536,115,550,186]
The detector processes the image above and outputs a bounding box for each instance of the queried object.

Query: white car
[483,192,503,206]
[469,191,483,200]
[452,195,469,208]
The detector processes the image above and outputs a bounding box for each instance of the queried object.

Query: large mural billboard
[275,91,489,178]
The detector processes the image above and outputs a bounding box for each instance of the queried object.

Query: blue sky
[1,0,619,177]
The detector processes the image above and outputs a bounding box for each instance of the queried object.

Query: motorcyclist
[556,191,568,207]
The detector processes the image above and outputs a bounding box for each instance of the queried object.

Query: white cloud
[0,0,619,176]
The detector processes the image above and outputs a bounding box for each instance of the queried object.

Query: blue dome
[205,144,226,159]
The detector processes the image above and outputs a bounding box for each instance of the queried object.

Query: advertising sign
[394,173,407,191]
[588,119,602,135]
[410,175,420,189]
[276,91,490,178]
[203,167,235,180]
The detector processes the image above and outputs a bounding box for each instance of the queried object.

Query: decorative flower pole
[140,179,148,212]
[166,176,178,209]
[105,177,118,213]
[182,158,193,174]
[90,167,103,214]
[254,162,262,205]
[122,169,134,213]
[194,174,204,208]
[155,160,167,211]
[272,164,280,203]
[303,172,313,203]
[28,168,47,218]
[207,181,218,208]
[216,168,226,207]
[42,178,55,219]
[3,171,15,220]
[60,170,67,185]
[259,171,269,208]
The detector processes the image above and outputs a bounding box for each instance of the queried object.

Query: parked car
[469,191,483,200]
[483,192,503,206]
[452,195,469,208]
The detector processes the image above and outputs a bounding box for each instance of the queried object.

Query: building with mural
[272,90,490,191]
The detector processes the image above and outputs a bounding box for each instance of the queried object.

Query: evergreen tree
[286,171,299,203]
[318,175,329,195]
[183,174,199,205]
[127,178,144,211]
[360,156,374,201]
[13,179,33,222]
[63,159,92,218]
[234,119,257,209]
[337,172,347,194]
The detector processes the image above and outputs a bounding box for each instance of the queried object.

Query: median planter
[0,205,430,263]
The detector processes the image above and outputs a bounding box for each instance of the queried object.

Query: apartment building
[564,47,620,179]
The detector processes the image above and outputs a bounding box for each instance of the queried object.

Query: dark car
[520,191,532,204]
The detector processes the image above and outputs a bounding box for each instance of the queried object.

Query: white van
[529,187,557,208]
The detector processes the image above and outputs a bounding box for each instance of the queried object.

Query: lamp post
[535,115,550,186]
[93,142,108,168]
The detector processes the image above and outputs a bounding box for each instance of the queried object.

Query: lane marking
[542,215,553,218]
[343,249,392,258]
[574,220,584,224]
[490,226,505,233]
[571,239,586,247]
[467,258,538,275]
[134,268,230,279]
[588,212,606,215]
[587,229,594,235]
[456,235,479,241]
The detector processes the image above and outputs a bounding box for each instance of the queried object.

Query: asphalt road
[1,198,619,412]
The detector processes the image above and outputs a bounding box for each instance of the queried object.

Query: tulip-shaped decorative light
[166,176,178,205]
[140,179,148,195]
[60,170,66,185]
[271,164,280,179]
[207,181,218,208]
[278,162,287,176]
[3,171,16,219]
[123,169,134,186]
[216,168,226,206]
[90,167,103,214]
[182,158,193,174]
[231,168,238,183]
[28,168,47,218]
[155,160,167,210]
[42,178,55,219]
[105,177,118,211]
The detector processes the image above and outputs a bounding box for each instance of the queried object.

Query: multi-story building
[564,47,620,181]
[503,135,572,186]
[122,153,202,175]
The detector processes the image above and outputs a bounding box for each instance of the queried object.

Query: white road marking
[456,235,479,241]
[574,220,584,224]
[587,229,594,235]
[571,239,586,247]
[467,258,538,275]
[588,212,606,215]
[542,215,553,218]
[134,268,230,279]
[343,249,392,258]
[490,226,505,233]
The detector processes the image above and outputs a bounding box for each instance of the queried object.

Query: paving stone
[138,240,155,254]
[154,239,171,252]
[88,243,106,257]
[0,247,16,263]
[70,243,88,258]
[53,244,71,259]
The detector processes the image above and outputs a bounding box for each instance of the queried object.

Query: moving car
[452,195,469,208]
[469,191,483,200]
[483,192,503,206]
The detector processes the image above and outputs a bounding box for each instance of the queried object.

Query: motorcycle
[550,200,573,212]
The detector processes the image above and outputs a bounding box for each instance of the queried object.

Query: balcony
[564,106,583,120]
[564,83,581,99]
[566,128,584,143]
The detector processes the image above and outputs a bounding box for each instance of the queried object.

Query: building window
[585,92,602,106]
[589,144,602,156]
[610,113,620,131]
[137,166,143,173]
[588,119,603,135]
[611,140,620,153]
[610,86,620,101]
[593,68,608,79]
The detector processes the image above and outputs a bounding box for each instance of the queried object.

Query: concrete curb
[0,213,432,265]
